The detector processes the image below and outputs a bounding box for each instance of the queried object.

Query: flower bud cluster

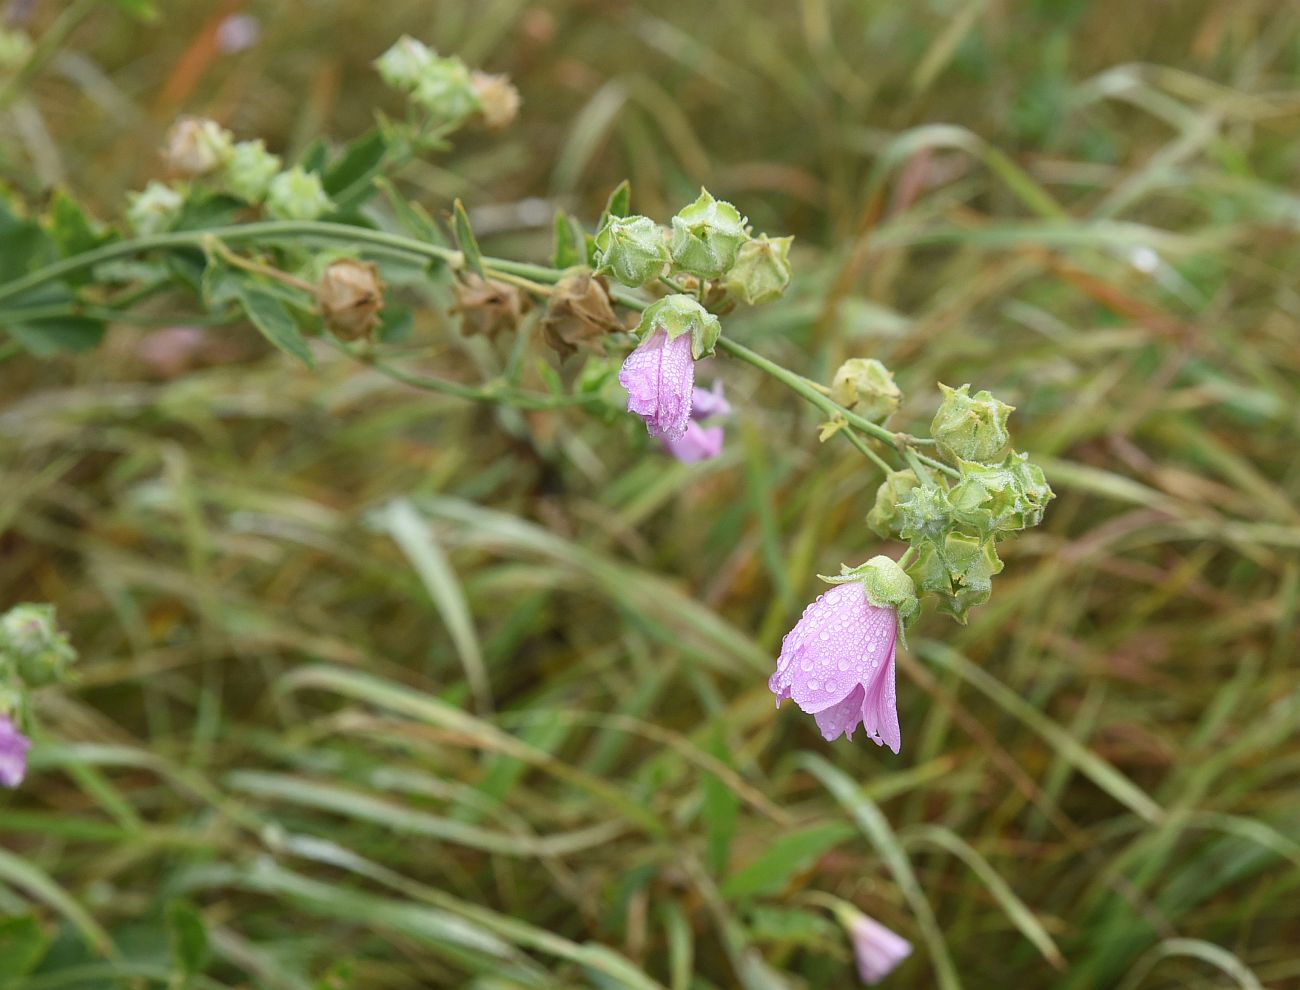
[592,188,792,307]
[376,36,520,131]
[868,383,1053,624]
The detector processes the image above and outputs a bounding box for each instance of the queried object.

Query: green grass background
[2,0,1299,987]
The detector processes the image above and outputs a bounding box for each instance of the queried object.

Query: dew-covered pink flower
[689,380,730,420]
[849,914,912,985]
[769,580,903,752]
[0,715,31,789]
[619,328,695,441]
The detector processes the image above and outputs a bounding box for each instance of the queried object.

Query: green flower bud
[669,188,749,279]
[223,140,281,204]
[163,117,234,178]
[897,483,953,544]
[127,180,184,236]
[830,358,902,425]
[593,214,670,287]
[375,36,435,90]
[907,534,1003,625]
[866,469,920,538]
[948,452,1055,538]
[410,57,480,126]
[725,234,792,305]
[632,294,722,360]
[930,383,1014,464]
[265,167,334,221]
[0,604,76,688]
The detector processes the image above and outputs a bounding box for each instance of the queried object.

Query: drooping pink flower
[618,328,695,441]
[0,715,31,789]
[849,914,912,985]
[768,581,901,752]
[689,380,730,420]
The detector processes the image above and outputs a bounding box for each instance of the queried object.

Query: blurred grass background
[2,0,1300,987]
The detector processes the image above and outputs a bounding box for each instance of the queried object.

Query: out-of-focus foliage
[1,1,1299,988]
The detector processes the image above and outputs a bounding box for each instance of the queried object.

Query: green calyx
[931,382,1014,464]
[0,603,77,688]
[669,188,750,279]
[632,294,722,359]
[726,234,793,305]
[593,214,670,287]
[821,555,919,639]
[831,357,901,425]
[907,533,1004,625]
[866,469,920,538]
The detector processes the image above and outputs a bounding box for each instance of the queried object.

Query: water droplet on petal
[819,631,830,641]
[808,679,820,691]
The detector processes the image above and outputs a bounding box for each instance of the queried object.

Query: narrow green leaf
[551,210,581,269]
[106,0,159,21]
[0,915,48,986]
[167,901,209,978]
[604,179,632,220]
[720,823,855,900]
[0,848,112,956]
[324,130,390,202]
[5,316,105,356]
[233,281,314,367]
[452,199,485,278]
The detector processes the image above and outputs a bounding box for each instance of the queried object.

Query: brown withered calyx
[319,260,385,340]
[453,273,531,339]
[541,273,623,359]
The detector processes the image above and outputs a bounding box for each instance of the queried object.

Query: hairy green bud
[632,294,722,359]
[224,140,281,204]
[375,36,435,90]
[127,181,184,236]
[1,604,77,688]
[163,117,234,178]
[866,469,920,538]
[266,167,334,221]
[831,357,902,425]
[669,189,749,279]
[931,383,1014,464]
[897,483,953,545]
[593,214,670,287]
[410,57,480,126]
[726,234,793,305]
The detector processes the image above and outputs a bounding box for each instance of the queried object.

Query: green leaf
[166,901,209,977]
[452,199,485,278]
[5,316,105,356]
[47,190,111,261]
[551,210,581,269]
[376,177,445,246]
[0,915,49,986]
[233,280,314,367]
[603,180,632,220]
[324,130,390,203]
[0,195,54,284]
[720,823,855,900]
[703,729,740,876]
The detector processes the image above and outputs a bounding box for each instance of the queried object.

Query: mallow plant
[0,36,1051,793]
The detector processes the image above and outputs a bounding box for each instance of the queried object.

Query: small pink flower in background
[663,381,730,463]
[0,715,31,789]
[849,914,912,984]
[769,581,901,752]
[619,328,695,441]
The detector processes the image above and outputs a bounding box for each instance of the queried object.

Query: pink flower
[0,715,31,789]
[849,914,912,985]
[664,422,725,462]
[619,328,695,441]
[663,382,730,463]
[768,582,901,752]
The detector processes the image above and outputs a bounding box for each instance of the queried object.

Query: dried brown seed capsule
[541,273,623,359]
[318,260,385,341]
[453,273,530,339]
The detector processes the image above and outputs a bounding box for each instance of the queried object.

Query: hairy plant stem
[0,220,958,477]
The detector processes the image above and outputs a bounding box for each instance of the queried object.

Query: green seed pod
[831,358,902,425]
[127,181,184,236]
[930,383,1014,464]
[726,234,793,305]
[593,215,670,287]
[375,36,435,90]
[265,167,334,221]
[897,483,953,544]
[0,604,77,688]
[866,469,920,539]
[669,189,749,280]
[224,140,282,204]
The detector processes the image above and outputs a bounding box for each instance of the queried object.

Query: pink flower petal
[0,715,31,789]
[619,329,695,441]
[850,914,912,984]
[663,422,725,463]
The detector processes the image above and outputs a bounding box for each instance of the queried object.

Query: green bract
[669,189,749,279]
[950,453,1055,538]
[224,140,282,204]
[593,214,669,286]
[411,57,480,126]
[897,483,953,544]
[866,469,920,538]
[266,167,334,221]
[831,357,901,425]
[907,533,1004,625]
[633,294,721,359]
[726,234,793,304]
[931,383,1014,464]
